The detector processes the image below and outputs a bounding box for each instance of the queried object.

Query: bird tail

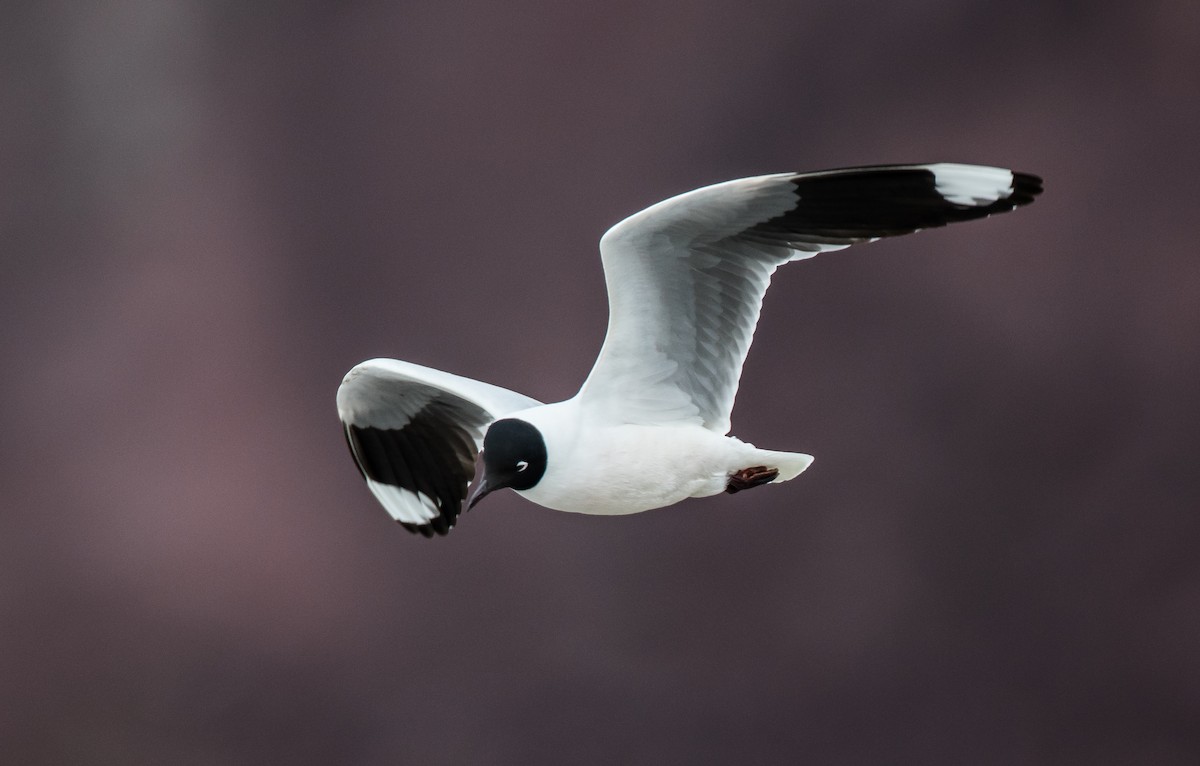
[757,449,814,482]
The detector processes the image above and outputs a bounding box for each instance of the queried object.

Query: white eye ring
[516,460,529,472]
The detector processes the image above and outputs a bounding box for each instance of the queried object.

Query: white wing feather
[576,164,1036,433]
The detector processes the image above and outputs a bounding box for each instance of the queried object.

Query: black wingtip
[344,420,468,537]
[758,164,1044,242]
[398,519,452,538]
[1009,171,1044,207]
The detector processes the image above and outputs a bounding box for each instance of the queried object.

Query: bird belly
[516,424,742,515]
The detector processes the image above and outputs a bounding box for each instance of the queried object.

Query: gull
[337,163,1042,536]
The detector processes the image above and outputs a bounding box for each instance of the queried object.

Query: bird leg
[725,466,779,494]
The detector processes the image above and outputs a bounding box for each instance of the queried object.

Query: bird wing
[576,163,1042,432]
[337,358,542,536]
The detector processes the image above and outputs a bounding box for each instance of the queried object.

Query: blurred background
[4,1,1199,763]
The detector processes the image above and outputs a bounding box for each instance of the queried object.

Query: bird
[337,163,1042,537]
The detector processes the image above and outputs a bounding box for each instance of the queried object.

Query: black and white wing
[577,163,1042,433]
[337,358,541,536]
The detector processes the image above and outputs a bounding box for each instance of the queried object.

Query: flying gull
[337,163,1042,536]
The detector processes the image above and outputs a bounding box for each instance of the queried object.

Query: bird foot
[725,466,779,494]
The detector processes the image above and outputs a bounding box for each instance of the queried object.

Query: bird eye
[516,460,529,472]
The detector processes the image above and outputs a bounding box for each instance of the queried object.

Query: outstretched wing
[577,163,1042,432]
[337,358,541,537]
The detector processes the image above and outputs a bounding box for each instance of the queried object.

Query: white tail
[756,449,814,483]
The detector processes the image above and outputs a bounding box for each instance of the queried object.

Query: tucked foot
[725,466,780,494]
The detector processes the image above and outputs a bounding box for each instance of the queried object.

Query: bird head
[468,418,547,509]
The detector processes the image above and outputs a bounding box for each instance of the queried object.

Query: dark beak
[466,477,492,510]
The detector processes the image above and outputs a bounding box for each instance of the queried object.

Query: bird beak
[467,477,492,510]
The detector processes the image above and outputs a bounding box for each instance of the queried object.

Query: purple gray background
[5,2,1199,763]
